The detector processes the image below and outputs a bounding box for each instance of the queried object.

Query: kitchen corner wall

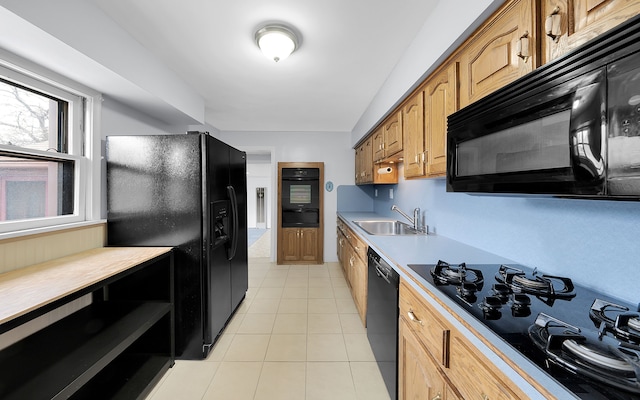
[371,164,640,305]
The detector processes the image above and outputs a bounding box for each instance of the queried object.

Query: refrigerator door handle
[227,185,239,260]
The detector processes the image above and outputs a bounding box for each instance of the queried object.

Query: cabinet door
[280,228,300,262]
[384,111,403,157]
[458,0,536,108]
[363,137,374,182]
[351,252,367,324]
[299,228,319,262]
[399,318,449,400]
[448,331,523,400]
[354,145,362,184]
[355,137,374,184]
[425,62,458,177]
[337,228,345,266]
[372,127,385,162]
[541,0,640,63]
[403,89,426,178]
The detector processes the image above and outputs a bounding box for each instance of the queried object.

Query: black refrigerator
[106,132,248,359]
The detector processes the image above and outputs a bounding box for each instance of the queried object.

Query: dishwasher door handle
[374,263,392,284]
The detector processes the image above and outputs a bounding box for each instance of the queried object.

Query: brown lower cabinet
[336,218,367,325]
[279,227,321,263]
[398,279,531,400]
[399,318,460,400]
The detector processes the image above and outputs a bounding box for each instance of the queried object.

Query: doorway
[246,151,272,259]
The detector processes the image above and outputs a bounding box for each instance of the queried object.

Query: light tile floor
[146,257,390,400]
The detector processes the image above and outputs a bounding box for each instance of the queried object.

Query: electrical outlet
[389,188,394,199]
[374,189,378,197]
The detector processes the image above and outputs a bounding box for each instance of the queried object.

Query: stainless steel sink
[352,220,426,235]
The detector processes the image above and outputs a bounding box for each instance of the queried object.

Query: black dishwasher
[366,247,399,400]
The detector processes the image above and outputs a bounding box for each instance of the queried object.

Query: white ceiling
[92,0,439,132]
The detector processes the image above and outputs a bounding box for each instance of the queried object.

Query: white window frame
[0,51,101,237]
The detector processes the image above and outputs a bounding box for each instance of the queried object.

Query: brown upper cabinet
[403,61,458,179]
[372,111,404,164]
[355,0,640,182]
[355,134,398,185]
[402,89,425,178]
[457,0,537,109]
[355,137,373,184]
[541,0,640,63]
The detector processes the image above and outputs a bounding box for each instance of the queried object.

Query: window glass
[0,64,84,233]
[0,152,75,222]
[0,78,65,152]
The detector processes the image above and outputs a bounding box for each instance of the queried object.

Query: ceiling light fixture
[255,24,298,62]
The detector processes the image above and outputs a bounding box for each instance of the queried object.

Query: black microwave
[447,15,640,199]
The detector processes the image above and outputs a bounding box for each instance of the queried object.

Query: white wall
[215,131,354,262]
[246,154,272,229]
[351,0,504,144]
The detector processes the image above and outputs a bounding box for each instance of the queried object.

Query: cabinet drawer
[448,333,522,400]
[399,281,449,367]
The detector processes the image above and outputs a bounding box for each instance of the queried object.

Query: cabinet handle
[349,256,355,267]
[422,151,427,164]
[407,310,423,325]
[482,394,489,400]
[431,393,442,400]
[354,246,360,252]
[545,6,562,42]
[516,31,530,61]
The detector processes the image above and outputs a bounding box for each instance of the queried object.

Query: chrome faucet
[391,205,422,231]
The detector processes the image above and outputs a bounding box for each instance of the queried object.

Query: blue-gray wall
[366,167,640,305]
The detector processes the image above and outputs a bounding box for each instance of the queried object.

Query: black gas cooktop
[408,261,640,400]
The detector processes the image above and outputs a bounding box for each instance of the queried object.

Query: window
[0,62,88,234]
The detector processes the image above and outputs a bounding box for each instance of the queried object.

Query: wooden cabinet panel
[403,89,426,178]
[448,332,524,400]
[372,127,385,162]
[458,0,536,108]
[336,220,368,325]
[384,110,403,157]
[399,318,451,400]
[280,228,302,262]
[280,228,320,263]
[363,137,373,183]
[299,228,319,262]
[399,279,528,399]
[542,0,640,63]
[349,250,367,324]
[425,62,458,177]
[355,137,374,184]
[399,281,449,367]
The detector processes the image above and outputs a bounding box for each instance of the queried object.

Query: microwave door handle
[569,81,606,184]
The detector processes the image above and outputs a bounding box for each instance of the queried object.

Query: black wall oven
[280,167,320,227]
[448,15,640,199]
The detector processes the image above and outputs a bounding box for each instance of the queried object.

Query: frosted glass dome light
[255,25,298,62]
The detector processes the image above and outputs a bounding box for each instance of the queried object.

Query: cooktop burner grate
[430,260,484,286]
[529,313,640,395]
[590,298,640,344]
[496,265,576,299]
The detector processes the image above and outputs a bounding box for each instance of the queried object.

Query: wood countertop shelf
[0,246,175,400]
[0,246,173,329]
